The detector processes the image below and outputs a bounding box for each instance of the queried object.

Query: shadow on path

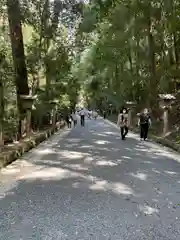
[0,119,180,239]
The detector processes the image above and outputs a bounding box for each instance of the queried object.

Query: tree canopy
[77,0,180,111]
[0,0,180,144]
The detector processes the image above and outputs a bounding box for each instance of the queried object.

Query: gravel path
[0,117,180,239]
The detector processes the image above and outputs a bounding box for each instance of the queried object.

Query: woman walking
[71,111,77,127]
[65,112,72,128]
[117,107,129,140]
[138,108,151,140]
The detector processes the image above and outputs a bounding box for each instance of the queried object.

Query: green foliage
[1,0,180,142]
[77,0,180,112]
[0,0,84,142]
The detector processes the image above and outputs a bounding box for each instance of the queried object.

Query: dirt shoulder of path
[107,115,180,154]
[0,121,65,169]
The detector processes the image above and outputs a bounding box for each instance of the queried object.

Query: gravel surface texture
[0,117,180,239]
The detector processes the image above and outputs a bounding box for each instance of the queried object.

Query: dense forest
[0,0,180,147]
[0,0,84,144]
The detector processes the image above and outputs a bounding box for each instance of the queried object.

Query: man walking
[103,110,107,119]
[79,108,86,127]
[138,108,151,140]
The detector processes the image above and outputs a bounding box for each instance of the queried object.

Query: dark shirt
[140,113,150,125]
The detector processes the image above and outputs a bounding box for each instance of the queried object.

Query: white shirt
[71,113,77,121]
[79,109,86,116]
[92,111,98,117]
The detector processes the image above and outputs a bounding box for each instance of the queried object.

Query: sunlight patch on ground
[138,204,159,215]
[34,148,55,155]
[35,159,62,166]
[112,182,134,195]
[125,147,132,151]
[84,156,94,164]
[90,180,133,195]
[164,170,178,175]
[142,161,153,164]
[153,149,180,162]
[134,147,152,153]
[0,181,18,201]
[122,156,132,160]
[135,153,142,156]
[95,160,118,166]
[117,159,127,164]
[1,167,21,175]
[18,163,134,196]
[65,143,79,148]
[20,168,76,181]
[92,133,108,137]
[0,191,15,200]
[104,131,119,136]
[0,160,36,177]
[79,145,95,149]
[63,163,89,171]
[129,172,148,181]
[60,150,89,159]
[66,138,81,143]
[90,180,107,190]
[94,140,110,145]
[137,141,180,163]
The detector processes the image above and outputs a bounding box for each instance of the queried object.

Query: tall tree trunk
[6,0,29,139]
[169,0,179,92]
[128,42,133,74]
[0,77,4,146]
[52,0,62,34]
[147,14,158,112]
[43,0,62,100]
[42,0,51,99]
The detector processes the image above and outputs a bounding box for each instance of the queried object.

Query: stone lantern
[20,95,37,136]
[158,94,176,136]
[49,100,58,131]
[126,101,137,129]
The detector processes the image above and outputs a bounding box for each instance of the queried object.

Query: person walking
[79,108,86,127]
[65,112,72,128]
[117,107,129,140]
[71,111,77,127]
[103,110,107,119]
[138,108,151,141]
[92,110,98,120]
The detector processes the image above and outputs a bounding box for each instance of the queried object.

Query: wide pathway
[0,118,180,239]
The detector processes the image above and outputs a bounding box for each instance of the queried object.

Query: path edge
[104,117,180,154]
[0,121,66,169]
